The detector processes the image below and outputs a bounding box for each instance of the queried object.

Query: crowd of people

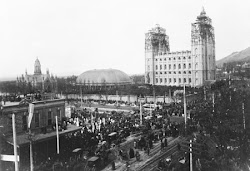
[27,99,186,171]
[4,79,250,171]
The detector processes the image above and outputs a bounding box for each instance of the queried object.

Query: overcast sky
[0,0,250,80]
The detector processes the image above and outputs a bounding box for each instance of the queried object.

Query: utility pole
[190,139,193,171]
[140,96,142,126]
[169,89,171,99]
[242,102,246,130]
[203,86,206,101]
[184,84,187,136]
[212,92,215,113]
[153,86,156,109]
[80,86,83,108]
[116,90,118,112]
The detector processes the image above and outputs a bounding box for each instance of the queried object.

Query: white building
[145,8,215,87]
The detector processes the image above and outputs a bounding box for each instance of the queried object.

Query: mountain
[216,47,250,67]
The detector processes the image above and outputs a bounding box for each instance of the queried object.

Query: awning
[6,124,82,147]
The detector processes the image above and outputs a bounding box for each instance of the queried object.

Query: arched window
[178,64,181,69]
[195,63,198,69]
[183,57,186,60]
[178,57,181,60]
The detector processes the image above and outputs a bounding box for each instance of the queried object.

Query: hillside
[216,47,250,67]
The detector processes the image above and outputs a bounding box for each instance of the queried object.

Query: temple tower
[145,24,170,84]
[34,58,42,75]
[191,7,215,86]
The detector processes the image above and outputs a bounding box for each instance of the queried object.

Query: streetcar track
[136,137,181,171]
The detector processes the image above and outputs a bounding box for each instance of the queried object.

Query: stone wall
[64,94,174,103]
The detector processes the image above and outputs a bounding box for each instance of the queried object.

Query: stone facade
[17,58,57,92]
[145,8,215,87]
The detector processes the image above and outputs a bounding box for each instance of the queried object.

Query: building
[76,69,132,89]
[0,99,81,170]
[145,8,215,87]
[16,58,57,93]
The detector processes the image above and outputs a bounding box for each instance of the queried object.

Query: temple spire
[201,6,206,15]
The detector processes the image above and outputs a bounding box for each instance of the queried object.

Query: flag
[28,103,34,128]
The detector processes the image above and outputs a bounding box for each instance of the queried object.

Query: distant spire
[200,6,206,15]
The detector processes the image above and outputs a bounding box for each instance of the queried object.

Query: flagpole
[29,129,33,171]
[28,103,34,171]
[55,116,60,154]
[12,114,19,171]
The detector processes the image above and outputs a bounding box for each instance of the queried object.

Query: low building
[76,69,132,89]
[0,99,81,170]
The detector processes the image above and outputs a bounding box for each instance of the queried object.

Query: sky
[0,0,250,80]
